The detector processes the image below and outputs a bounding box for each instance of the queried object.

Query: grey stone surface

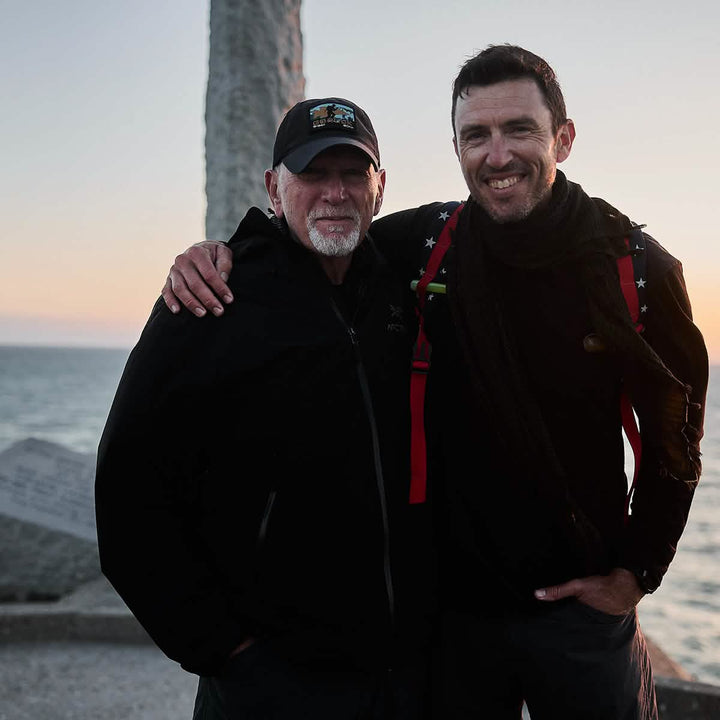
[656,677,720,719]
[0,576,191,719]
[0,641,197,720]
[0,438,100,600]
[1,578,719,719]
[205,0,305,242]
[0,438,95,541]
[0,576,149,644]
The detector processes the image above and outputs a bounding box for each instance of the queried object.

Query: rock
[0,438,100,601]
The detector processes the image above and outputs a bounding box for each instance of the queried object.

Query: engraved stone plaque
[0,438,100,600]
[0,438,96,541]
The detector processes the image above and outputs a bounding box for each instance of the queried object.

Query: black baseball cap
[272,97,380,173]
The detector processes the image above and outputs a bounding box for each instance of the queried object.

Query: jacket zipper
[256,489,277,550]
[330,298,396,631]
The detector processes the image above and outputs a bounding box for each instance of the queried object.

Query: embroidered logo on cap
[310,102,355,131]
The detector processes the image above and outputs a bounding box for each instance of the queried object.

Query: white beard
[306,208,362,257]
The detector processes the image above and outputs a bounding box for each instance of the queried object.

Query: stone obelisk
[205,0,305,242]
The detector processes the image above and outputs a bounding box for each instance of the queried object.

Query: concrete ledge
[656,676,720,719]
[0,605,151,644]
[0,575,151,644]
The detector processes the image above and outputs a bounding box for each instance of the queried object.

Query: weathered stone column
[205,0,305,241]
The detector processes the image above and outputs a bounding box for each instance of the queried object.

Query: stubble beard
[483,196,538,224]
[474,163,556,225]
[306,208,362,257]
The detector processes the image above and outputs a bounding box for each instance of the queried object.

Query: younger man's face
[453,78,575,223]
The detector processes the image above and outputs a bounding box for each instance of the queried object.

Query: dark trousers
[192,640,429,720]
[436,603,657,720]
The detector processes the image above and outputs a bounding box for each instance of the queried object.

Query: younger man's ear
[555,120,576,164]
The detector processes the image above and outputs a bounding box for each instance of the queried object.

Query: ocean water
[637,376,720,684]
[0,345,718,684]
[0,346,129,454]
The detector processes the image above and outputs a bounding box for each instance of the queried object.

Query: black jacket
[95,209,433,675]
[371,202,708,609]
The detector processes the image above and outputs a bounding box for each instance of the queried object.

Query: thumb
[534,579,581,602]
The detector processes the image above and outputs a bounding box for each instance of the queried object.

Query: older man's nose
[322,175,348,203]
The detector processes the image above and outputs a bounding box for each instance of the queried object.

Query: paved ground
[0,575,708,719]
[0,577,197,719]
[0,641,197,720]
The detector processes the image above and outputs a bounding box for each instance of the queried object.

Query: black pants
[436,602,657,720]
[193,640,429,720]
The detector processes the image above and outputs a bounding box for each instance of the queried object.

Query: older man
[96,97,434,720]
[162,47,707,720]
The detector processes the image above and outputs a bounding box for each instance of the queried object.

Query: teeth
[487,176,520,189]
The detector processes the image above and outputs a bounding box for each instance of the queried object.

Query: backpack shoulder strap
[616,225,648,332]
[616,225,648,520]
[413,201,465,308]
[409,202,464,504]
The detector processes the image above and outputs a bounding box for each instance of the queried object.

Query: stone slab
[0,438,95,541]
[0,438,99,600]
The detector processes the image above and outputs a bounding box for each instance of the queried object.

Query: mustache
[307,207,361,222]
[481,162,527,177]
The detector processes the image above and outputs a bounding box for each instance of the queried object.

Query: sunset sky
[2,0,719,360]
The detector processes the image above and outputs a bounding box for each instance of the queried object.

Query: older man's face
[453,78,575,223]
[266,146,385,256]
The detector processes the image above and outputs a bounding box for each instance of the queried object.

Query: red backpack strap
[617,226,647,332]
[415,204,465,306]
[409,202,464,504]
[617,226,647,520]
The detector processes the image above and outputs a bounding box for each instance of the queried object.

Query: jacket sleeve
[95,299,256,675]
[620,239,708,591]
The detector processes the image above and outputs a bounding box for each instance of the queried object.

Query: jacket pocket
[575,599,630,624]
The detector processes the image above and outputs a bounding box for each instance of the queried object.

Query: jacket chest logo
[386,304,407,333]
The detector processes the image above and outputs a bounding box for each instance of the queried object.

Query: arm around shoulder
[162,240,235,317]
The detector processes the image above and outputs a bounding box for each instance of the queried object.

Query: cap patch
[310,102,355,131]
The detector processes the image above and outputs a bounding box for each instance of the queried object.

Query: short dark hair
[451,45,567,134]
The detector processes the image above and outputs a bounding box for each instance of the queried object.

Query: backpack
[408,201,648,522]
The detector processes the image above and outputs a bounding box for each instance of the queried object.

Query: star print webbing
[408,207,648,518]
[618,226,648,521]
[408,201,464,504]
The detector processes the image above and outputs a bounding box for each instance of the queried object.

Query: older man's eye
[300,168,324,180]
[463,130,488,143]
